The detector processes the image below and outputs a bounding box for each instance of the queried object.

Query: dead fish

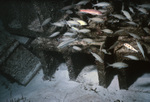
[136,7,149,14]
[138,4,150,9]
[121,10,132,21]
[143,27,150,35]
[107,62,128,69]
[110,14,126,20]
[124,55,139,60]
[75,19,87,26]
[49,31,60,38]
[101,49,111,55]
[129,7,135,14]
[126,21,138,26]
[78,29,91,33]
[136,41,145,59]
[41,17,51,26]
[91,52,104,63]
[128,32,141,40]
[63,32,77,37]
[88,17,105,23]
[102,29,113,34]
[57,38,75,48]
[75,0,89,5]
[93,2,110,7]
[124,43,138,52]
[79,9,102,15]
[72,46,82,51]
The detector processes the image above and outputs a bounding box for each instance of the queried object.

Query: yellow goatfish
[124,43,138,52]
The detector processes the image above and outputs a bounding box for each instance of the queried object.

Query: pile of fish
[41,0,150,69]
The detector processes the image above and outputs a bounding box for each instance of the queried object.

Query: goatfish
[79,9,102,15]
[124,43,138,52]
[107,62,128,69]
[136,41,145,59]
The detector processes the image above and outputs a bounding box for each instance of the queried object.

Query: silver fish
[91,52,104,63]
[136,41,145,59]
[136,7,149,14]
[101,49,111,55]
[102,29,113,34]
[107,19,119,23]
[51,21,66,27]
[122,10,132,21]
[126,21,138,26]
[63,32,77,37]
[78,29,91,33]
[75,19,87,26]
[76,0,89,5]
[61,5,75,11]
[66,10,73,14]
[49,31,60,38]
[129,7,135,14]
[72,46,82,51]
[114,29,124,34]
[93,2,110,7]
[143,27,150,35]
[108,41,119,51]
[42,17,51,26]
[138,4,150,9]
[107,62,128,69]
[70,26,79,32]
[57,38,75,48]
[67,20,80,26]
[128,32,141,40]
[124,55,139,60]
[88,17,105,23]
[110,14,126,20]
[82,38,93,43]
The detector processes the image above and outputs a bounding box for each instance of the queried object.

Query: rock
[1,45,41,85]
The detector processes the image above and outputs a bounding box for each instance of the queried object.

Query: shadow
[71,52,95,79]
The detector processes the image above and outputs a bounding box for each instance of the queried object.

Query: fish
[107,62,128,69]
[128,32,141,40]
[136,41,145,59]
[51,21,66,27]
[114,29,124,34]
[66,10,73,14]
[108,41,119,51]
[121,10,132,21]
[124,43,138,52]
[124,55,139,60]
[49,31,60,38]
[143,27,150,35]
[82,38,93,43]
[136,7,149,14]
[57,38,75,48]
[75,19,87,26]
[91,52,104,63]
[126,21,138,26]
[102,29,113,34]
[101,49,111,55]
[72,46,82,51]
[70,26,79,32]
[110,14,126,20]
[61,5,75,11]
[67,20,80,26]
[93,2,110,7]
[88,17,105,23]
[107,19,119,23]
[138,4,150,9]
[63,32,77,37]
[129,7,135,14]
[79,9,102,15]
[78,29,91,33]
[75,0,89,5]
[41,17,51,26]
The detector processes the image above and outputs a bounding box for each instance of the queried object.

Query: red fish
[79,9,102,15]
